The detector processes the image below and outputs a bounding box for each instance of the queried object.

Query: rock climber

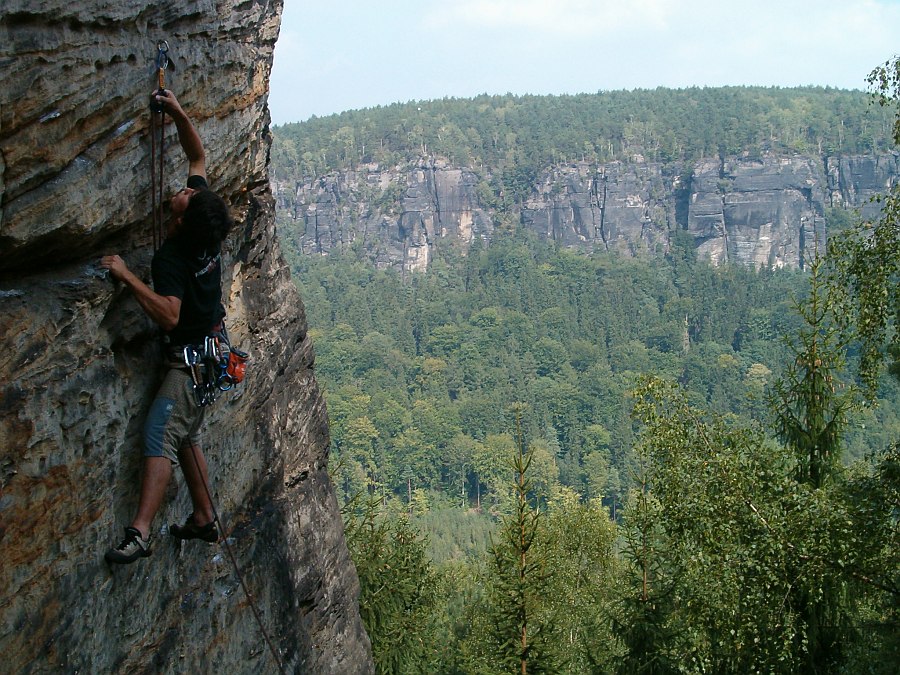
[101,89,233,564]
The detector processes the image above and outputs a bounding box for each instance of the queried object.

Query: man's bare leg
[178,442,214,525]
[130,456,174,539]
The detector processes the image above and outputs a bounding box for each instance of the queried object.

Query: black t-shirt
[151,175,225,345]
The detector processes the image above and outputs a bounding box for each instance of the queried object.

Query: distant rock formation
[0,1,372,673]
[276,152,899,272]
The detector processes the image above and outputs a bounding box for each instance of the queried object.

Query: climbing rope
[147,40,286,670]
[149,41,169,251]
[186,441,288,675]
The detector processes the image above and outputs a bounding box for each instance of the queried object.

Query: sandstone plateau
[1,1,373,673]
[275,152,899,273]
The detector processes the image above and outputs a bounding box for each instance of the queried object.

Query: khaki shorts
[143,368,205,464]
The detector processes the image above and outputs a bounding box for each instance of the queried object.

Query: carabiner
[156,41,169,71]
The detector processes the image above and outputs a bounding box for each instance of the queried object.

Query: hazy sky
[269,0,900,125]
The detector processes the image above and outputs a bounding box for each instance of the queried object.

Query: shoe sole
[105,549,152,564]
[170,524,218,543]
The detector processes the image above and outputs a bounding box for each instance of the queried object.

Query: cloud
[424,0,678,37]
[811,0,900,52]
[270,0,900,123]
[424,0,900,50]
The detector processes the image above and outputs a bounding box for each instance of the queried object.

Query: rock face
[278,152,899,271]
[0,2,373,674]
[282,158,494,273]
[688,155,828,268]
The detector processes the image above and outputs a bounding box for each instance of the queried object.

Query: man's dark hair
[179,190,233,254]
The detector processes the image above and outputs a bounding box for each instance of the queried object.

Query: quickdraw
[149,40,170,251]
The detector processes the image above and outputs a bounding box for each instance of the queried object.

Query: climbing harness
[181,321,249,407]
[149,40,170,251]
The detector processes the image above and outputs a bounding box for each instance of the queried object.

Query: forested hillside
[272,87,899,273]
[287,230,898,516]
[281,225,900,673]
[272,87,893,178]
[274,77,900,672]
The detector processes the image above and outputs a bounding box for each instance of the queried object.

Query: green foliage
[413,506,497,564]
[425,560,488,674]
[540,489,621,673]
[629,377,854,672]
[616,478,681,675]
[288,230,856,520]
[769,253,860,671]
[466,414,562,674]
[868,57,900,147]
[804,63,900,668]
[772,252,859,488]
[343,496,441,674]
[461,431,623,675]
[626,294,900,674]
[828,192,900,394]
[290,67,900,673]
[272,88,894,185]
[841,443,900,671]
[828,56,900,394]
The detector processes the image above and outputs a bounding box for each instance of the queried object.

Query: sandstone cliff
[276,152,899,272]
[0,2,372,673]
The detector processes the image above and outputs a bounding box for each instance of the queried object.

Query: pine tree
[615,470,680,675]
[772,250,856,489]
[474,407,560,674]
[771,250,858,672]
[343,496,441,673]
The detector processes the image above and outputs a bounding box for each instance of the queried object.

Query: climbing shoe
[105,527,151,564]
[170,515,218,543]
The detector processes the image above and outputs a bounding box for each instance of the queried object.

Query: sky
[269,0,900,126]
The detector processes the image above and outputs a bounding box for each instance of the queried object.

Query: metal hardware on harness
[206,336,233,391]
[183,344,214,407]
[181,337,247,407]
[183,345,204,406]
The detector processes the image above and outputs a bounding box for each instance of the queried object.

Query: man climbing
[101,89,233,564]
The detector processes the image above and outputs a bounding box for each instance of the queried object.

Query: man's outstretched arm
[153,90,206,180]
[100,255,182,331]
